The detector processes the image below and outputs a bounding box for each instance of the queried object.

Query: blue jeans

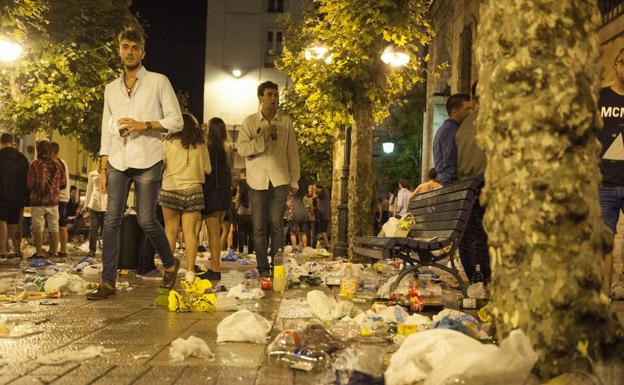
[249,184,289,273]
[599,185,624,234]
[101,162,174,285]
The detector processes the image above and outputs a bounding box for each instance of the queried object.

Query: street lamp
[382,141,395,154]
[305,44,333,64]
[0,39,22,62]
[381,45,410,67]
[231,68,242,78]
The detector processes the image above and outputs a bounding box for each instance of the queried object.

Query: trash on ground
[307,290,353,321]
[216,309,271,344]
[385,328,537,385]
[267,323,343,371]
[169,335,215,362]
[467,282,488,299]
[0,316,44,338]
[44,272,88,297]
[165,277,216,313]
[214,294,238,311]
[0,303,37,314]
[431,308,488,340]
[226,283,264,300]
[36,345,116,365]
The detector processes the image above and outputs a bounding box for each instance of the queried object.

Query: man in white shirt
[88,29,183,300]
[237,81,300,277]
[395,179,411,218]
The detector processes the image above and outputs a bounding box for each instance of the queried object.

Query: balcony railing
[600,0,624,25]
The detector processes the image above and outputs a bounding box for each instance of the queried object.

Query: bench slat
[409,190,475,210]
[409,200,470,216]
[410,219,465,232]
[408,229,457,240]
[412,178,480,201]
[411,209,471,224]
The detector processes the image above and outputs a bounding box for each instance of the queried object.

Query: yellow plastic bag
[394,214,415,238]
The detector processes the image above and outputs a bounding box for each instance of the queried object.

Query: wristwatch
[145,121,152,131]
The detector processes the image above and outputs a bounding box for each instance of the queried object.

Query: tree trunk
[348,93,374,254]
[476,0,623,378]
[331,127,345,246]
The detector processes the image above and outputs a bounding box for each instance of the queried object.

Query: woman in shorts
[159,113,211,283]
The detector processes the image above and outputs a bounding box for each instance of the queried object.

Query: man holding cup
[237,81,300,278]
[88,28,183,300]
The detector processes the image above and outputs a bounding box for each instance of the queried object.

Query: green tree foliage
[279,0,434,245]
[375,86,425,193]
[0,0,135,155]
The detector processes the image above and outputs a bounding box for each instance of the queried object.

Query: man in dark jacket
[0,133,29,257]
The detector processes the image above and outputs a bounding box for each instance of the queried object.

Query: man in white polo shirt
[88,28,183,299]
[237,81,300,277]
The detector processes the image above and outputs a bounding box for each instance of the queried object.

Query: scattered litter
[165,278,216,312]
[0,316,44,338]
[307,290,353,321]
[376,275,410,298]
[169,336,215,362]
[216,310,271,344]
[431,309,487,339]
[467,282,488,299]
[385,329,537,385]
[44,273,88,297]
[82,264,102,277]
[36,345,116,365]
[214,295,238,311]
[132,354,151,360]
[226,283,264,300]
[30,258,52,268]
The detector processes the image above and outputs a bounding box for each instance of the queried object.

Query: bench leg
[390,261,468,297]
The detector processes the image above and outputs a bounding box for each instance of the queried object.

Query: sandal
[161,258,180,290]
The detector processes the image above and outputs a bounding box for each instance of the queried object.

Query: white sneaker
[185,271,196,283]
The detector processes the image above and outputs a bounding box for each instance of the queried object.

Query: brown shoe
[161,258,180,290]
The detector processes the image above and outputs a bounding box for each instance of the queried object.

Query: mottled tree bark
[348,94,374,254]
[331,128,345,245]
[476,0,623,378]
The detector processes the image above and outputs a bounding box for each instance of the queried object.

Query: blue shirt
[433,118,459,185]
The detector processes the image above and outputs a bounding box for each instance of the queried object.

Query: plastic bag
[431,309,486,339]
[379,217,401,237]
[307,290,353,321]
[44,273,88,296]
[169,335,215,362]
[37,345,116,365]
[467,282,488,299]
[216,310,271,344]
[226,283,265,300]
[385,328,537,385]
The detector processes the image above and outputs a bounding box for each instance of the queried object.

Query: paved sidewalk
[0,259,392,385]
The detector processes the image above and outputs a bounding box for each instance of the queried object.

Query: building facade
[203,0,302,171]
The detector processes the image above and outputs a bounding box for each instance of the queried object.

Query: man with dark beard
[88,28,183,299]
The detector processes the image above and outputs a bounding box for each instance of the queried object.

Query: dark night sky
[130,0,207,122]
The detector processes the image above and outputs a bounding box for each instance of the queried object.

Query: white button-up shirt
[85,170,107,212]
[99,66,183,171]
[237,111,300,190]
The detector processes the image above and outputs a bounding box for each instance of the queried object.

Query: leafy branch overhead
[0,0,136,155]
[278,0,434,136]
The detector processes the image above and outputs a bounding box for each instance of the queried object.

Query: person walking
[200,117,231,281]
[236,169,254,255]
[237,81,300,277]
[88,28,183,300]
[84,158,108,258]
[0,133,29,257]
[50,142,71,258]
[159,113,211,284]
[27,140,66,259]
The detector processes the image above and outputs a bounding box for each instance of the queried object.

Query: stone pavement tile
[59,343,166,366]
[29,363,79,376]
[172,367,217,385]
[48,363,116,385]
[75,319,198,345]
[254,365,294,385]
[6,375,56,385]
[293,370,323,385]
[127,307,218,321]
[0,330,78,364]
[216,366,257,384]
[132,366,186,385]
[214,342,267,368]
[89,366,151,385]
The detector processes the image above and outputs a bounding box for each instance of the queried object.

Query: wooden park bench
[353,178,482,296]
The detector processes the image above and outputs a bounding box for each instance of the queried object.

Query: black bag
[118,214,144,269]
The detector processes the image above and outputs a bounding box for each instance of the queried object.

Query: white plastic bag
[44,273,88,295]
[467,282,487,299]
[380,217,401,237]
[169,336,215,362]
[216,310,271,344]
[226,283,264,300]
[307,290,353,321]
[385,328,537,385]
